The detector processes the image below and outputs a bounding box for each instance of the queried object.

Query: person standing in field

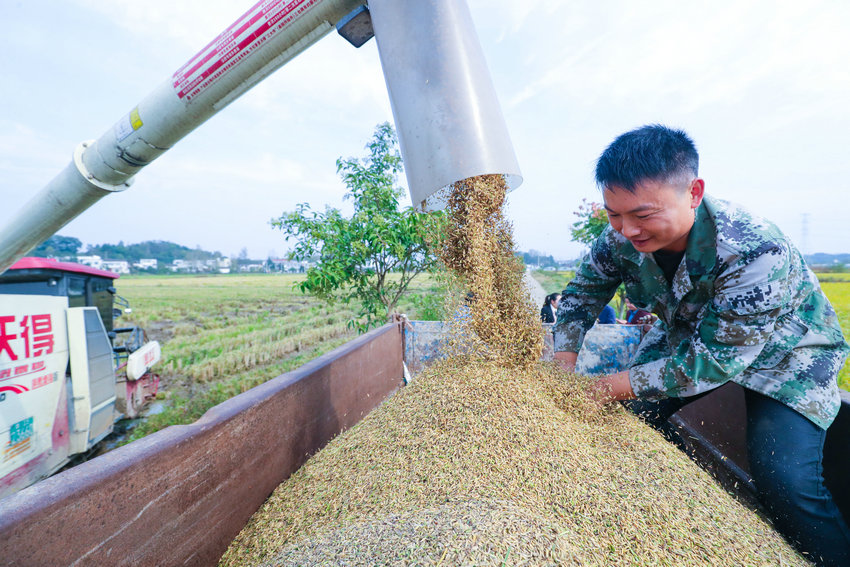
[540,293,561,323]
[553,124,850,566]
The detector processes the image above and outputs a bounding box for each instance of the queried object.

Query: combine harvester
[0,0,847,565]
[0,257,160,498]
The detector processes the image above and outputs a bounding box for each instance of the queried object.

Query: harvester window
[68,277,86,308]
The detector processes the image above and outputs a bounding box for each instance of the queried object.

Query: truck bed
[1,321,847,566]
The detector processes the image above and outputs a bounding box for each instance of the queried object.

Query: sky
[1,0,849,261]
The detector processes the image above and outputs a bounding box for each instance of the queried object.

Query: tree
[570,199,627,316]
[31,235,82,258]
[271,123,445,331]
[570,199,609,246]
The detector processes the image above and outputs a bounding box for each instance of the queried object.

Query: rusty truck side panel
[0,322,403,567]
[672,385,850,520]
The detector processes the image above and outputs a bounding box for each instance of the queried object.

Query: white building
[101,259,130,274]
[134,258,158,270]
[202,257,232,273]
[269,258,309,273]
[171,258,228,273]
[171,259,192,272]
[77,255,103,269]
[239,263,266,273]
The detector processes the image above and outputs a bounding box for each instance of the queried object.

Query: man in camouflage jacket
[556,194,846,430]
[554,125,849,566]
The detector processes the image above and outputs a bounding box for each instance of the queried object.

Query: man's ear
[689,178,705,209]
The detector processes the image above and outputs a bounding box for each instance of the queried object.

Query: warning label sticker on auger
[172,0,320,102]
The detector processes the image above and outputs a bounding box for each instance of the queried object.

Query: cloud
[72,0,245,49]
[490,0,850,118]
[4,0,850,258]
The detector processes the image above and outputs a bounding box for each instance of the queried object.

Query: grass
[115,273,444,442]
[529,270,574,296]
[820,281,850,390]
[532,270,850,391]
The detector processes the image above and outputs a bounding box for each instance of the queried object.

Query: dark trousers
[624,390,850,567]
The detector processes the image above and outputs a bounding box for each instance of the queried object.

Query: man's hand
[587,371,636,407]
[554,351,578,372]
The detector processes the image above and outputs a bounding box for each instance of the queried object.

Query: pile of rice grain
[220,175,806,565]
[221,361,805,566]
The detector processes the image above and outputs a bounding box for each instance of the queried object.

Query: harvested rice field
[221,359,806,566]
[115,273,442,442]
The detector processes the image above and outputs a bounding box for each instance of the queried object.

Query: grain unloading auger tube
[0,0,522,273]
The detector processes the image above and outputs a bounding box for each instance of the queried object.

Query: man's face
[603,178,704,253]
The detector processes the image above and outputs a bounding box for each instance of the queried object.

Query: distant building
[170,257,230,273]
[101,259,130,274]
[201,257,231,274]
[77,255,103,269]
[268,258,310,273]
[134,258,158,270]
[171,259,192,272]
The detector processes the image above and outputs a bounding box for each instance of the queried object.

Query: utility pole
[801,213,810,258]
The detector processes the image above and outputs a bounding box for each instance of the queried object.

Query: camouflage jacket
[554,196,848,429]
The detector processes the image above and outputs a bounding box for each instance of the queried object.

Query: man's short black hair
[595,124,699,192]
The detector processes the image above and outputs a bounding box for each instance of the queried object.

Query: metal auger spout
[369,0,523,211]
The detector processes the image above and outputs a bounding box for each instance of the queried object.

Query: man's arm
[554,351,577,371]
[553,231,624,357]
[588,371,636,405]
[555,352,635,406]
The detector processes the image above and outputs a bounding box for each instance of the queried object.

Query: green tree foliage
[31,235,82,257]
[570,199,609,246]
[570,198,627,316]
[86,240,223,264]
[271,123,446,332]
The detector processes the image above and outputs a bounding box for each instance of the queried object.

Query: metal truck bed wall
[0,322,404,567]
[402,320,557,375]
[671,384,850,521]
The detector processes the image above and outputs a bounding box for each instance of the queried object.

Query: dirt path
[524,266,547,307]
